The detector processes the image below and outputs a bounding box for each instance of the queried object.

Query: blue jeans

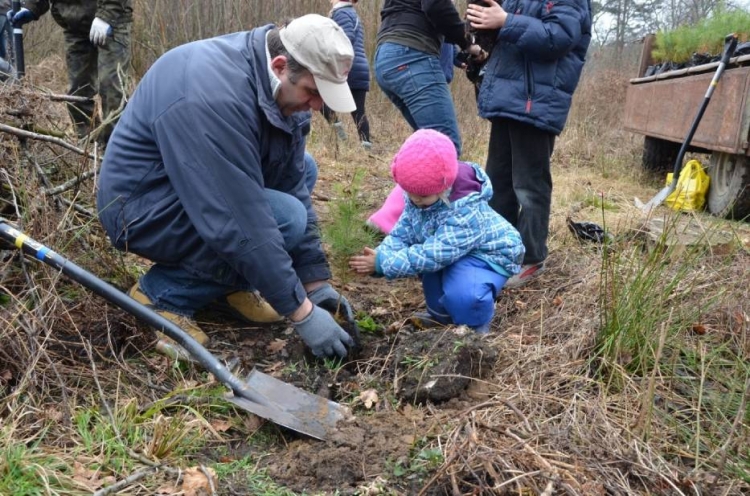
[422,256,507,329]
[375,42,462,155]
[139,152,318,316]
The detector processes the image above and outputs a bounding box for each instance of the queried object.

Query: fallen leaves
[181,466,216,496]
[356,389,379,409]
[266,339,288,354]
[71,461,116,491]
[210,419,232,432]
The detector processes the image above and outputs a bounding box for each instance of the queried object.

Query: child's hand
[349,247,377,275]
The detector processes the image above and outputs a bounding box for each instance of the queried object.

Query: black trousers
[322,88,371,142]
[486,117,555,265]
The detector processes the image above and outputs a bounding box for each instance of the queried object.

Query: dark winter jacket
[97,25,327,317]
[378,0,470,52]
[331,2,369,91]
[24,0,132,32]
[477,0,591,135]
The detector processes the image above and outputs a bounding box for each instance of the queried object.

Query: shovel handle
[720,33,738,66]
[11,0,24,78]
[0,220,270,406]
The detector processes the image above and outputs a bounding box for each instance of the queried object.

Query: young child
[350,129,524,333]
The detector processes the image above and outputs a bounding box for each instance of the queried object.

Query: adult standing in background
[0,0,10,62]
[366,0,485,235]
[322,0,373,151]
[374,0,484,156]
[467,0,591,288]
[438,42,459,85]
[6,0,132,144]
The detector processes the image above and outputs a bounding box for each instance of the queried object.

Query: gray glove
[307,283,361,349]
[308,283,354,321]
[294,305,354,359]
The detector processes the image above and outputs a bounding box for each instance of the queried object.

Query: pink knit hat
[390,129,459,196]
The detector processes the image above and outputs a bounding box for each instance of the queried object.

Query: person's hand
[466,0,507,30]
[89,17,112,46]
[467,44,489,63]
[307,282,361,347]
[308,283,355,322]
[6,8,36,27]
[294,305,354,358]
[349,247,376,275]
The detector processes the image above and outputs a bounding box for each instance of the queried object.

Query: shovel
[639,33,738,214]
[10,0,24,78]
[0,220,351,440]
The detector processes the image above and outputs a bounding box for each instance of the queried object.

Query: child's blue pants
[421,256,508,328]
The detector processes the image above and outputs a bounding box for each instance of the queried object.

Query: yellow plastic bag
[664,159,710,211]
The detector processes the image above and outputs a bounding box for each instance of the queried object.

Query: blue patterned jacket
[375,163,524,278]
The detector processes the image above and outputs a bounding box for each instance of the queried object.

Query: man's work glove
[89,17,112,46]
[308,283,361,347]
[6,8,36,27]
[294,305,354,359]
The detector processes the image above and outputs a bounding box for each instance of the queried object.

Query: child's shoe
[409,311,452,329]
[472,321,491,335]
[505,262,545,289]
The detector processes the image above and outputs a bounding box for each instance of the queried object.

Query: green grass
[213,457,311,496]
[0,441,72,495]
[592,212,748,475]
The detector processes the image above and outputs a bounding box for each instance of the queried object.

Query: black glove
[294,305,354,359]
[308,283,361,347]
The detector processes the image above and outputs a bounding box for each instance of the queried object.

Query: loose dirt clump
[263,408,433,494]
[391,327,497,403]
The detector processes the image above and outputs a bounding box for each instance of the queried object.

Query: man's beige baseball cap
[280,14,356,113]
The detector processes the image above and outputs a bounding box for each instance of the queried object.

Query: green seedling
[323,356,345,372]
[356,312,381,334]
[400,355,438,371]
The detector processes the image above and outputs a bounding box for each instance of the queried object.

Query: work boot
[128,283,209,361]
[215,291,284,325]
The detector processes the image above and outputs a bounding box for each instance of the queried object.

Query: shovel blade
[640,185,672,213]
[225,369,351,441]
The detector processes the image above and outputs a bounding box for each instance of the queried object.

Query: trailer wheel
[642,137,680,172]
[707,152,750,220]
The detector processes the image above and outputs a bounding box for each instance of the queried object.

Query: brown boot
[216,291,284,325]
[128,283,209,360]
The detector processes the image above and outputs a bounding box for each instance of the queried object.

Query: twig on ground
[200,465,217,495]
[92,466,158,496]
[0,123,95,159]
[20,90,93,103]
[58,197,95,218]
[42,169,98,196]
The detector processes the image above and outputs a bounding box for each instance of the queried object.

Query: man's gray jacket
[97,25,328,316]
